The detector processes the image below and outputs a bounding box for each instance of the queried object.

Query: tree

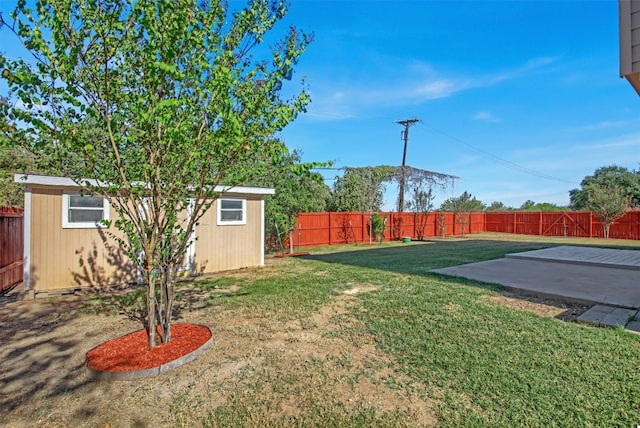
[519,200,536,211]
[0,145,41,206]
[519,200,566,212]
[1,0,310,348]
[584,183,631,239]
[0,95,93,206]
[406,186,434,240]
[485,201,513,212]
[0,95,35,206]
[531,202,567,212]
[370,213,387,243]
[398,166,457,212]
[328,166,395,212]
[440,191,485,212]
[570,166,640,209]
[440,191,485,236]
[328,165,456,213]
[252,149,330,252]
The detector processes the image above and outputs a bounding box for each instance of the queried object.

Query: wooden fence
[290,211,640,248]
[290,211,485,248]
[485,211,640,240]
[0,207,24,292]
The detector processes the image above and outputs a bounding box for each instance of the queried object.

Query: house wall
[27,186,266,293]
[620,0,640,93]
[193,196,264,274]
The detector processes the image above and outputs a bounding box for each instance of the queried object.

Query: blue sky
[2,1,639,210]
[272,0,640,209]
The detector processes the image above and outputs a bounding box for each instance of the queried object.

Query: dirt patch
[342,284,380,295]
[0,284,436,427]
[484,290,591,322]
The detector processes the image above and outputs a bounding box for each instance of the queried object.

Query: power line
[313,123,576,187]
[422,124,578,185]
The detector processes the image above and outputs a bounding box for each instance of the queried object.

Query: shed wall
[29,186,136,291]
[193,196,263,273]
[28,187,265,292]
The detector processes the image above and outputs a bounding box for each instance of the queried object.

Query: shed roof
[14,174,275,195]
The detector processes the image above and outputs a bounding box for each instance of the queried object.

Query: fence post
[483,212,486,233]
[589,211,593,238]
[328,212,332,245]
[452,212,456,236]
[539,212,543,236]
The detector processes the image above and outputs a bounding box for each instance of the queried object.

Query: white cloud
[303,90,358,121]
[415,79,471,100]
[304,109,358,120]
[301,56,559,120]
[473,111,502,123]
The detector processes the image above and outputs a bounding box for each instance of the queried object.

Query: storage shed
[15,174,274,296]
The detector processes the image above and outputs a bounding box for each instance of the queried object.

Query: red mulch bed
[274,252,310,258]
[86,323,211,372]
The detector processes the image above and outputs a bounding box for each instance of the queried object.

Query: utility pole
[395,118,420,212]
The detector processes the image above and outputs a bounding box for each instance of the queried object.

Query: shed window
[217,198,246,225]
[62,193,110,228]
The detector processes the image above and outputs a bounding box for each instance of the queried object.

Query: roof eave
[14,174,275,196]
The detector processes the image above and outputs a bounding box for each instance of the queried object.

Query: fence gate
[0,207,24,292]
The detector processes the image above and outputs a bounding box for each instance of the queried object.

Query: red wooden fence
[485,211,640,240]
[290,211,485,248]
[290,211,640,248]
[0,207,24,292]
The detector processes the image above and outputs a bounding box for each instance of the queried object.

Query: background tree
[398,166,457,212]
[583,183,631,239]
[440,191,485,236]
[252,149,330,252]
[400,166,455,240]
[519,200,536,211]
[328,165,455,213]
[0,95,42,206]
[328,166,395,212]
[0,108,103,206]
[1,0,310,348]
[406,186,434,240]
[570,165,640,209]
[370,213,387,243]
[485,201,513,212]
[0,145,40,206]
[519,200,567,212]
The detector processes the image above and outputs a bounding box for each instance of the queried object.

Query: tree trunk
[604,222,611,239]
[160,269,174,343]
[289,229,294,254]
[146,268,157,349]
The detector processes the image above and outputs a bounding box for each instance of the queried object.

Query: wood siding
[29,186,136,291]
[620,0,640,93]
[27,186,265,292]
[193,196,263,273]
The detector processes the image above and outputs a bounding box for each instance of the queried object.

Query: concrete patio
[431,245,640,331]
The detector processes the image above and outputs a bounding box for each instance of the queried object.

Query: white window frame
[62,192,110,229]
[217,197,246,226]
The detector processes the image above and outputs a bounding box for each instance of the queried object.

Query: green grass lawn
[85,234,640,426]
[290,236,640,426]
